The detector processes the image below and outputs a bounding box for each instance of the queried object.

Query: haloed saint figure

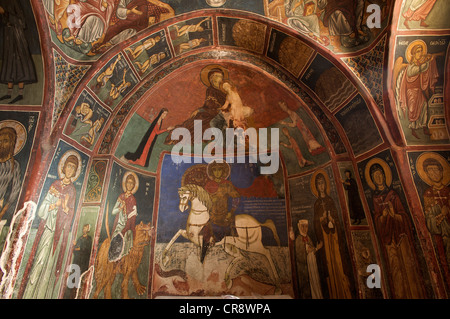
[0,0,37,104]
[23,151,81,299]
[312,170,352,299]
[365,158,425,298]
[0,124,23,220]
[108,171,139,262]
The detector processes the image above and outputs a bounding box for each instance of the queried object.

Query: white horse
[161,184,282,293]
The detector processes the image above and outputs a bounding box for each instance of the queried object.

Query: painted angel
[393,41,440,139]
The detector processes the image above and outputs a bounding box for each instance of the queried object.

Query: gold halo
[0,120,27,156]
[364,158,392,191]
[57,150,82,182]
[310,169,331,198]
[206,159,231,180]
[122,171,139,194]
[200,64,229,87]
[416,152,450,186]
[406,40,427,63]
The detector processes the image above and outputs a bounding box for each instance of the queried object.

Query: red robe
[403,0,437,22]
[372,188,424,298]
[128,126,166,167]
[35,180,76,278]
[399,57,439,124]
[112,192,137,237]
[424,185,450,287]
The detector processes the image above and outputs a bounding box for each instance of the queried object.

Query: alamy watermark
[67,264,81,289]
[366,264,381,289]
[66,4,383,30]
[170,120,280,175]
[366,4,382,29]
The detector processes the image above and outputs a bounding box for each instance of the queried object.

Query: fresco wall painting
[217,17,267,55]
[335,94,384,157]
[90,161,155,299]
[301,53,357,113]
[0,0,43,106]
[356,149,434,299]
[407,150,450,295]
[43,0,176,61]
[15,140,89,299]
[88,53,140,111]
[168,16,214,56]
[337,161,368,226]
[267,28,315,78]
[0,0,449,300]
[264,0,392,54]
[398,0,450,31]
[153,154,292,297]
[392,35,449,145]
[288,165,357,299]
[0,111,39,255]
[124,29,172,79]
[64,90,111,151]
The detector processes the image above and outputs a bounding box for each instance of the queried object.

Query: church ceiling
[0,0,449,300]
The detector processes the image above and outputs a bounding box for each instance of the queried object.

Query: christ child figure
[219,80,254,129]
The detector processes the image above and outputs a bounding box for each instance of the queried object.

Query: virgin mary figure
[164,65,229,145]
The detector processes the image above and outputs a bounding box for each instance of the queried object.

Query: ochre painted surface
[0,0,448,299]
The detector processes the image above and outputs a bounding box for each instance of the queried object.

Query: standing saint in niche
[416,152,450,291]
[108,171,139,262]
[365,158,425,298]
[342,169,365,225]
[312,169,352,299]
[292,219,323,299]
[22,151,81,299]
[0,0,37,104]
[0,124,24,221]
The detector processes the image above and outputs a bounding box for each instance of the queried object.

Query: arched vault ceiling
[2,0,450,300]
[50,9,395,168]
[43,0,394,62]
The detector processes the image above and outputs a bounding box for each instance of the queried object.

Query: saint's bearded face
[0,133,14,161]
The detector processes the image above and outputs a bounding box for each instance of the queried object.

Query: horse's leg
[162,229,188,266]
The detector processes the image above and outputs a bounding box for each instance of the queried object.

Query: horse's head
[178,184,212,214]
[178,187,192,212]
